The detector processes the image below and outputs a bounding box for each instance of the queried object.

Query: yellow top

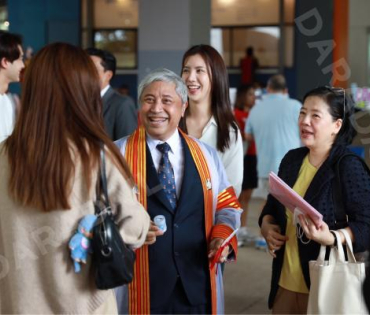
[279,155,317,293]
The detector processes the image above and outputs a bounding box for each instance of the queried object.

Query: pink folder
[269,172,323,228]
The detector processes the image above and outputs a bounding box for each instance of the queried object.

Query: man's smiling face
[140,80,187,141]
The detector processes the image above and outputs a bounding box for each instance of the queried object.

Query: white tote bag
[307,229,367,314]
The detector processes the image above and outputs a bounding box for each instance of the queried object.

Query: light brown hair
[5,43,133,211]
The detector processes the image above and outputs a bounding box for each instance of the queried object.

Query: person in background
[116,83,130,96]
[259,86,370,313]
[180,44,244,196]
[115,68,241,314]
[240,46,259,85]
[0,31,24,143]
[0,43,150,314]
[116,83,138,110]
[234,84,258,246]
[86,48,137,141]
[245,75,301,250]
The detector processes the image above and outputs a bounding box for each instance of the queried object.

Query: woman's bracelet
[329,231,338,247]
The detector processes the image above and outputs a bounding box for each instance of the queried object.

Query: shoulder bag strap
[99,143,110,207]
[94,143,111,216]
[333,153,370,229]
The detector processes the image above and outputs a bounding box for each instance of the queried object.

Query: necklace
[308,153,328,169]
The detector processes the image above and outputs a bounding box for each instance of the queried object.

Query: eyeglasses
[324,85,346,120]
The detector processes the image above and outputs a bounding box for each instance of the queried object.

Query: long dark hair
[303,86,356,146]
[5,43,133,211]
[180,44,238,153]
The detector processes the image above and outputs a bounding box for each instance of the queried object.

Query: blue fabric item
[157,142,177,210]
[245,94,302,178]
[349,145,365,158]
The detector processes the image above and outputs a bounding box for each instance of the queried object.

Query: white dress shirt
[100,85,110,97]
[146,130,184,198]
[200,116,244,196]
[0,94,15,143]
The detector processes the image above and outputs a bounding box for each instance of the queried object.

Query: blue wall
[8,0,81,94]
[8,0,81,51]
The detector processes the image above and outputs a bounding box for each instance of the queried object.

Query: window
[82,0,138,69]
[81,0,295,70]
[94,29,137,68]
[232,27,280,67]
[211,0,295,69]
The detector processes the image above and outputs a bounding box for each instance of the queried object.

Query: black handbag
[92,145,136,290]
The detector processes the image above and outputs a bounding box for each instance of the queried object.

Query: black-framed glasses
[324,85,346,120]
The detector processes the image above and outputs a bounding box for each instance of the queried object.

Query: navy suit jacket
[146,136,210,309]
[102,87,137,141]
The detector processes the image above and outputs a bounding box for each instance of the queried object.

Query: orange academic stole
[125,126,150,315]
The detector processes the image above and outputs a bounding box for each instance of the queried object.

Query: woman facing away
[259,86,370,314]
[233,84,258,246]
[179,44,244,196]
[0,43,150,314]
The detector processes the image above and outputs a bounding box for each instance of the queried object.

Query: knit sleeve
[340,156,370,252]
[104,152,150,249]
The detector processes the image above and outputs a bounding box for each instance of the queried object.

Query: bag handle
[339,228,357,263]
[332,230,346,263]
[317,230,345,264]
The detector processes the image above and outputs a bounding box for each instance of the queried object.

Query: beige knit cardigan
[0,143,150,314]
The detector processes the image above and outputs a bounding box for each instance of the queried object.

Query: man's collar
[203,116,217,130]
[100,85,110,97]
[146,129,181,153]
[264,93,288,99]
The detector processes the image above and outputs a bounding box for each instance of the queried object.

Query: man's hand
[145,221,164,245]
[208,238,229,263]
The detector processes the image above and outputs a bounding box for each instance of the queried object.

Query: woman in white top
[180,44,243,196]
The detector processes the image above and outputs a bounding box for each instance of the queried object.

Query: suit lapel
[177,135,194,208]
[146,143,174,214]
[176,136,192,211]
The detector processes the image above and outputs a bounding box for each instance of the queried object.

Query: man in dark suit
[115,68,241,314]
[86,48,137,141]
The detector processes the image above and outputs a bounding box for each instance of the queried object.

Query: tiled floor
[224,197,272,314]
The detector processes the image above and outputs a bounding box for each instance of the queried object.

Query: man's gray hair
[267,74,286,92]
[138,68,188,104]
